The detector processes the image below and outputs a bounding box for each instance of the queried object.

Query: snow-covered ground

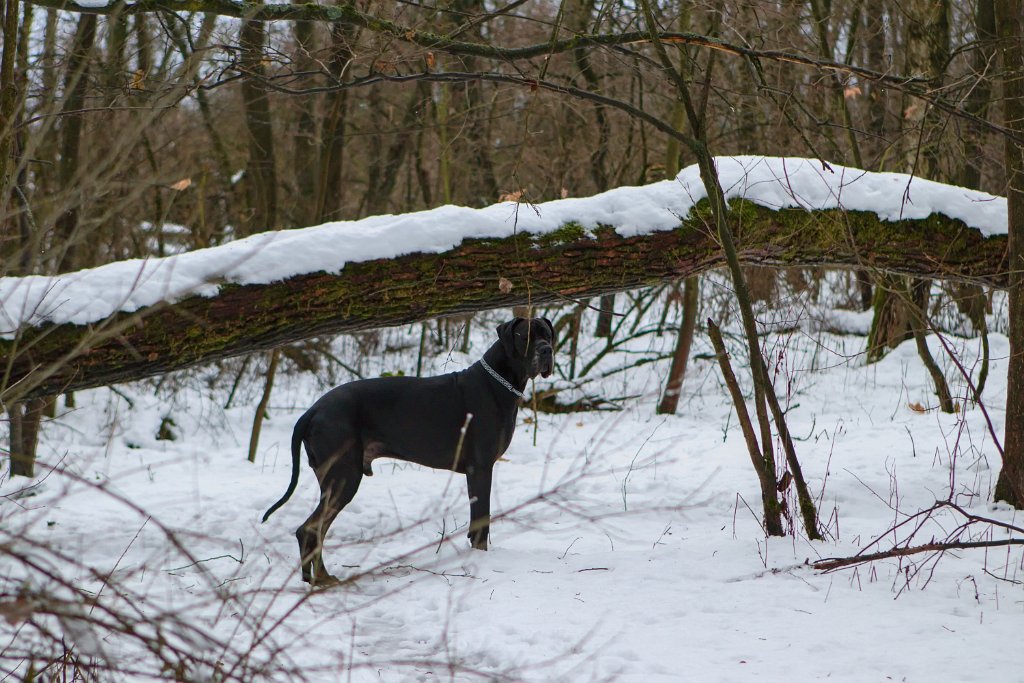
[2,288,1020,682]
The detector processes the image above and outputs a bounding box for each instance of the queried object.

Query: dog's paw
[307,573,343,589]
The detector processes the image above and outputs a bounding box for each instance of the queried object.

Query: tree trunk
[54,14,97,273]
[447,0,498,206]
[363,84,429,216]
[0,201,1010,402]
[809,0,864,168]
[315,22,355,223]
[656,278,698,415]
[905,280,955,413]
[594,294,616,338]
[435,81,453,206]
[8,397,45,477]
[994,1,1024,507]
[0,0,20,220]
[239,6,278,234]
[960,0,996,190]
[901,0,949,179]
[247,348,280,463]
[861,0,893,171]
[291,20,318,227]
[652,2,701,410]
[867,276,914,361]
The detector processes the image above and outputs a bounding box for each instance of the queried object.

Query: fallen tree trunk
[0,200,1008,400]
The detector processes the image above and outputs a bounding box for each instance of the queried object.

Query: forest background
[2,0,1024,679]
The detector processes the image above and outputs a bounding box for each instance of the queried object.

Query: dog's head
[496,317,555,379]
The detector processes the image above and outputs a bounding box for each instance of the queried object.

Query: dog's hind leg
[296,447,363,586]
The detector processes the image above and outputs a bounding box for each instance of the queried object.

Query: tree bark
[0,202,1010,402]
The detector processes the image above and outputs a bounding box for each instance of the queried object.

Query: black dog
[262,317,555,586]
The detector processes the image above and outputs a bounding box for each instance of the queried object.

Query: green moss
[534,221,591,248]
[463,231,532,251]
[688,198,717,224]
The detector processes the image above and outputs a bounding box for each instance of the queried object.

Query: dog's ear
[496,318,522,356]
[540,317,555,342]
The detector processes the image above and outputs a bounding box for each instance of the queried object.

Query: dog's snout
[537,343,554,378]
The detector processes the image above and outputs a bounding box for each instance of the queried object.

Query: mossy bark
[0,201,1010,401]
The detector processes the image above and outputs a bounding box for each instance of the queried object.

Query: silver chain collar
[479,358,525,400]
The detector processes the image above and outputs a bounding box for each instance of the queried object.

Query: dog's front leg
[465,464,493,550]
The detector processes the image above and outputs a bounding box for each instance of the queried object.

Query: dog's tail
[261,409,313,523]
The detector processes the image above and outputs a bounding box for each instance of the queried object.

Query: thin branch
[814,500,1024,572]
[814,538,1024,572]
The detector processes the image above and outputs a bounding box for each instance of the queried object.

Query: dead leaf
[908,401,927,413]
[426,52,435,69]
[843,85,862,99]
[0,597,33,625]
[169,178,192,191]
[498,277,513,294]
[499,189,524,202]
[904,103,922,120]
[129,69,146,91]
